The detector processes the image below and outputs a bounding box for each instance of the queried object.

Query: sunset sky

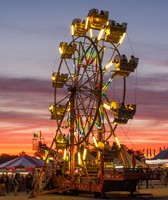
[0,0,168,156]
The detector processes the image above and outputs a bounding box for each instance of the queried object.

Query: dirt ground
[0,185,168,200]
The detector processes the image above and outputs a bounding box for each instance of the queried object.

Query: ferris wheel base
[52,171,160,196]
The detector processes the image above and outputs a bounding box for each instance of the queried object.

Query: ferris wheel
[49,8,138,154]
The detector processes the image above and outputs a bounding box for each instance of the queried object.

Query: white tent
[0,154,44,169]
[146,159,168,165]
[146,148,168,165]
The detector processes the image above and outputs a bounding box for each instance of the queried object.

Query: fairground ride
[36,9,160,197]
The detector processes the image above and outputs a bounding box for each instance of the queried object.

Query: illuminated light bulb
[48,105,54,111]
[106,20,109,26]
[119,32,126,44]
[89,29,93,38]
[83,148,87,160]
[59,47,63,54]
[85,17,89,29]
[44,150,49,163]
[97,29,104,41]
[78,152,82,165]
[71,25,74,36]
[51,75,56,81]
[63,149,66,160]
[105,61,113,69]
[92,135,98,147]
[114,136,121,148]
[102,78,112,92]
[103,103,111,110]
[111,101,119,110]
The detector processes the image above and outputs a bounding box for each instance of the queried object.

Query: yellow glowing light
[44,150,49,163]
[71,25,74,36]
[110,101,119,110]
[103,103,111,110]
[98,141,104,149]
[51,76,55,81]
[114,136,121,148]
[97,29,104,41]
[119,32,126,44]
[92,135,98,147]
[48,105,54,111]
[83,148,87,160]
[89,29,93,38]
[78,152,82,165]
[85,17,89,29]
[105,61,113,69]
[63,148,66,160]
[59,47,63,54]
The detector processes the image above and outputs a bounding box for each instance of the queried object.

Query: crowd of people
[0,168,53,196]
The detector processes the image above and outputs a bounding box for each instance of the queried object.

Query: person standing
[13,173,19,196]
[0,174,6,195]
[5,173,10,194]
[10,174,14,192]
[25,173,33,194]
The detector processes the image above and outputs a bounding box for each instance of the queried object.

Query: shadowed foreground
[0,186,168,200]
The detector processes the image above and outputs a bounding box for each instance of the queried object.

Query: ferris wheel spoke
[55,92,70,105]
